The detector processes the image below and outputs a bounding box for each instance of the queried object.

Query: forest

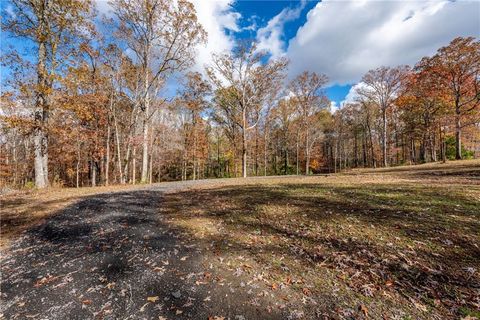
[1,0,479,189]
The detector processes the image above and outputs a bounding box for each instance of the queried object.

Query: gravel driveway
[1,180,286,320]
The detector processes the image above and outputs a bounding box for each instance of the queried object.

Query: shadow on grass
[161,183,480,317]
[1,190,284,320]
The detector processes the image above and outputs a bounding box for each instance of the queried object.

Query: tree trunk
[242,110,247,178]
[440,126,446,163]
[264,128,268,176]
[354,132,358,167]
[34,33,50,188]
[254,127,258,176]
[362,132,367,167]
[455,103,462,160]
[382,107,388,167]
[334,140,338,173]
[305,131,310,175]
[141,77,150,183]
[91,159,97,187]
[149,133,155,184]
[33,129,47,188]
[431,130,437,162]
[76,144,81,188]
[242,140,247,178]
[367,121,375,168]
[105,123,110,186]
[296,132,299,175]
[132,146,136,184]
[193,116,197,181]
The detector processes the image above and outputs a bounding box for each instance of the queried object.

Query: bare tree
[111,0,206,183]
[289,71,329,174]
[207,43,287,177]
[356,66,408,167]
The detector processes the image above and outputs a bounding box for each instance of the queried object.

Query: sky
[2,0,480,107]
[191,0,479,108]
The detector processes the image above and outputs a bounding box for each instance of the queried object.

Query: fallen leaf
[34,275,58,288]
[359,304,368,317]
[82,299,92,305]
[147,296,159,303]
[302,287,311,296]
[140,302,149,312]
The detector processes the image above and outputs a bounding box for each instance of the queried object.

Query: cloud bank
[285,0,480,84]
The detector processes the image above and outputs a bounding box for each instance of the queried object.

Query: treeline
[0,0,479,189]
[327,38,480,171]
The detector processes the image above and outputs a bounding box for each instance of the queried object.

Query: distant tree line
[1,0,479,188]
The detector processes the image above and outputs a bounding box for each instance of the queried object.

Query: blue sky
[224,0,479,107]
[233,0,318,40]
[2,0,479,107]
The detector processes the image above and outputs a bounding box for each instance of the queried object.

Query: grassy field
[1,160,479,319]
[161,160,480,319]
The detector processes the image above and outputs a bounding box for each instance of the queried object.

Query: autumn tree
[270,98,296,174]
[2,0,94,188]
[356,66,408,167]
[111,0,207,183]
[429,37,480,159]
[397,59,447,162]
[288,71,330,174]
[207,43,287,177]
[177,72,211,180]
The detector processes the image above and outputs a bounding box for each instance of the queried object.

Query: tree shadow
[160,183,480,317]
[1,190,285,319]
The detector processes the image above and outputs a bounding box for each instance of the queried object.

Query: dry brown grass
[159,159,480,319]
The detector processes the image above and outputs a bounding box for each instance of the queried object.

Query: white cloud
[5,5,16,18]
[256,1,306,59]
[330,101,339,112]
[243,16,259,32]
[95,0,114,16]
[189,0,240,72]
[286,0,480,84]
[341,82,368,105]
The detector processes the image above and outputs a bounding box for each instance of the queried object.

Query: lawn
[1,160,479,319]
[160,160,480,319]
